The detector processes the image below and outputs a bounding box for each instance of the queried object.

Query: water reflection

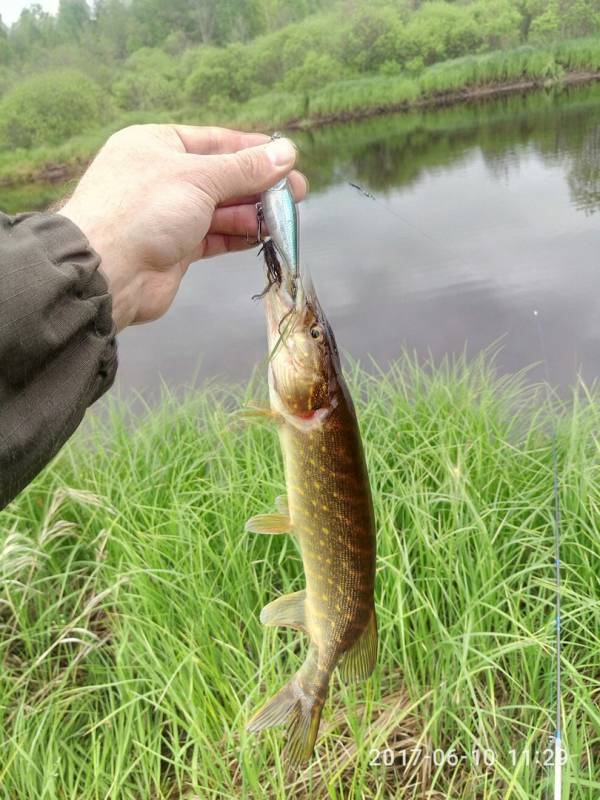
[568,123,600,214]
[85,85,600,394]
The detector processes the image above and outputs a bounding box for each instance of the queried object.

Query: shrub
[185,44,255,105]
[282,51,344,92]
[112,48,182,110]
[404,2,482,64]
[470,0,522,51]
[0,69,107,150]
[340,7,405,73]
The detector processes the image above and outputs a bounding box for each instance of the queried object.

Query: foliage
[0,69,107,149]
[1,0,600,179]
[1,358,599,797]
[282,50,344,92]
[185,42,257,104]
[112,48,182,110]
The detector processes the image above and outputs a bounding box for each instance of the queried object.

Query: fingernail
[266,137,296,167]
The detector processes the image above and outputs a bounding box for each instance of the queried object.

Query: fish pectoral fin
[260,589,306,630]
[337,610,378,683]
[231,403,282,425]
[245,513,291,534]
[275,494,289,516]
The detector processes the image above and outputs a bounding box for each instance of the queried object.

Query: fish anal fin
[260,589,306,631]
[275,494,289,516]
[245,513,291,535]
[338,611,378,683]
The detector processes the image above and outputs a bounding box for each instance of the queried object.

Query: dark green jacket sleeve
[0,211,117,508]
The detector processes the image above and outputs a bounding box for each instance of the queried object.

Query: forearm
[0,211,117,508]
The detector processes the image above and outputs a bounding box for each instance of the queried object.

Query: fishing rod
[534,309,564,800]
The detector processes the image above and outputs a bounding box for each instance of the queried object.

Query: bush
[185,43,255,105]
[404,2,483,65]
[0,69,107,150]
[340,7,405,73]
[112,48,182,110]
[282,51,344,92]
[186,63,232,106]
[470,0,522,51]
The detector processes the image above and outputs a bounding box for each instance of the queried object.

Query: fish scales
[282,403,375,656]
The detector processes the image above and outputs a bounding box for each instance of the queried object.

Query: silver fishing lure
[261,177,298,279]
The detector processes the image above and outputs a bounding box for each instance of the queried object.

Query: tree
[56,0,91,42]
[93,0,132,59]
[9,4,56,60]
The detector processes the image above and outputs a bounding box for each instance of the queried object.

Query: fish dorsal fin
[260,589,306,631]
[337,611,378,682]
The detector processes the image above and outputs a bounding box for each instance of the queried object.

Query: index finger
[218,170,309,208]
[170,125,270,156]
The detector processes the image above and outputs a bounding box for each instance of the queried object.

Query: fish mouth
[265,282,295,347]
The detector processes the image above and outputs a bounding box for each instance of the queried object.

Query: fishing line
[348,181,453,250]
[533,308,563,800]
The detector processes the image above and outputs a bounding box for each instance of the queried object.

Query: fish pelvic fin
[247,649,327,767]
[275,494,289,516]
[260,589,306,631]
[338,610,378,683]
[245,513,291,534]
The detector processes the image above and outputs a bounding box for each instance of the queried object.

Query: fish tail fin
[246,680,298,731]
[247,650,327,766]
[284,691,324,767]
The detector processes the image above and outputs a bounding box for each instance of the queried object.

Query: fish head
[265,272,341,421]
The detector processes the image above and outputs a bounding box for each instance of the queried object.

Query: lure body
[245,240,377,765]
[261,178,299,279]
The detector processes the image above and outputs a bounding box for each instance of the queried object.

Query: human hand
[59,125,307,332]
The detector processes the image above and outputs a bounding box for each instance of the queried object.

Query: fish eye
[310,325,322,340]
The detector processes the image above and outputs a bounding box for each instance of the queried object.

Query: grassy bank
[1,356,599,798]
[2,36,600,198]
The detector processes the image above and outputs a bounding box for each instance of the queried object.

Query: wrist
[58,203,140,332]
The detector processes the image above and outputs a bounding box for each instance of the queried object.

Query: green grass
[1,355,599,798]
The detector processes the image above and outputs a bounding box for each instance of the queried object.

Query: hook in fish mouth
[252,237,283,301]
[253,201,298,302]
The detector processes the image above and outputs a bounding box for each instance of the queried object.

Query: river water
[77,85,600,394]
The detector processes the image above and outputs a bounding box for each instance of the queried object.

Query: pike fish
[244,188,377,766]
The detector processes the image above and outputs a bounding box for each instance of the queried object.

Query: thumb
[196,137,297,205]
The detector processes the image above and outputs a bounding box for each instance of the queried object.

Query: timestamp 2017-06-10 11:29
[368,746,568,769]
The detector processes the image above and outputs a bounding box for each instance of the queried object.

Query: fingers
[218,170,309,208]
[210,170,308,237]
[210,204,261,239]
[197,234,258,260]
[170,125,270,155]
[191,138,298,206]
